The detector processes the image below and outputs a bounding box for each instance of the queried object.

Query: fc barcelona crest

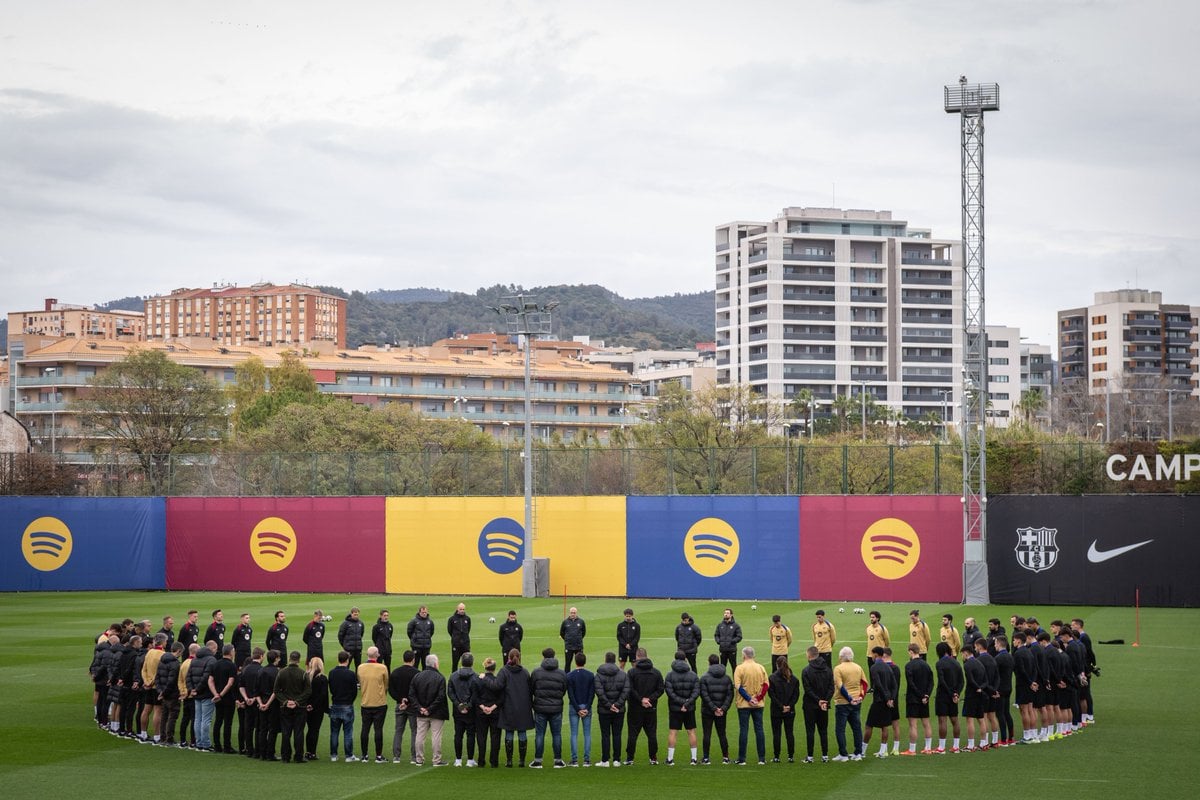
[1015,527,1058,573]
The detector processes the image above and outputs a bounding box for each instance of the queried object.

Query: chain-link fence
[5,441,1196,496]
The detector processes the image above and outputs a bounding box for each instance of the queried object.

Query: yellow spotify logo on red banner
[21,516,73,571]
[860,518,921,580]
[684,517,740,578]
[250,517,297,572]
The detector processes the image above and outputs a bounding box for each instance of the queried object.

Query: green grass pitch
[0,592,1190,799]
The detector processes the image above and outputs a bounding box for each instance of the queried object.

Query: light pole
[491,294,556,598]
[939,389,953,443]
[856,380,869,442]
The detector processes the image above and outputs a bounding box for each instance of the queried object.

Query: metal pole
[1105,379,1111,443]
[1168,389,1177,441]
[858,380,868,442]
[523,333,533,565]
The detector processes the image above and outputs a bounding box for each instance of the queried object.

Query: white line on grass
[1036,778,1110,783]
[333,768,428,799]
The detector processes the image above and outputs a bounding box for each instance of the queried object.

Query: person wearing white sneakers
[933,642,963,753]
[863,647,896,758]
[901,643,934,755]
[831,646,865,762]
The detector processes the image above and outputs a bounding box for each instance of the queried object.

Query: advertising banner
[166,497,386,593]
[626,496,800,600]
[988,495,1200,607]
[385,496,626,597]
[0,497,165,591]
[799,496,963,603]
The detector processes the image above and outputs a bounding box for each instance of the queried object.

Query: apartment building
[144,283,347,348]
[1058,289,1198,395]
[716,207,962,424]
[985,325,1021,426]
[583,346,717,399]
[13,338,641,456]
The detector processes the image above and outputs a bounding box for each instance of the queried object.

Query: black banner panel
[988,495,1200,608]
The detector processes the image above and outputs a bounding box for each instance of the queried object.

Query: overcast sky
[3,0,1198,345]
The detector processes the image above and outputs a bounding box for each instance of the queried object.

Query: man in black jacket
[448,603,472,672]
[204,610,226,652]
[302,610,324,665]
[448,652,477,766]
[594,651,630,766]
[800,646,833,763]
[389,651,419,762]
[864,647,897,758]
[338,607,365,670]
[699,653,733,764]
[664,650,700,765]
[155,642,184,745]
[409,654,449,766]
[934,641,962,753]
[560,608,587,675]
[902,643,934,754]
[624,648,664,765]
[529,647,568,768]
[238,648,263,756]
[178,610,200,651]
[974,638,1000,748]
[372,610,394,671]
[266,611,289,660]
[256,650,282,760]
[187,641,217,750]
[209,644,239,754]
[674,613,702,673]
[616,609,640,668]
[328,650,359,761]
[407,606,435,671]
[231,613,253,669]
[714,609,743,672]
[499,610,523,663]
[961,643,991,751]
[274,651,312,764]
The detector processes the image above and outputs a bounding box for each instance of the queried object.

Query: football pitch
[0,592,1191,799]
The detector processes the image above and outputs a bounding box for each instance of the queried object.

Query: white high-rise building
[715,207,962,425]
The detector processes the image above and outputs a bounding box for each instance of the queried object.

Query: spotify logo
[21,516,73,571]
[478,517,525,575]
[250,517,298,572]
[683,517,740,578]
[860,517,921,580]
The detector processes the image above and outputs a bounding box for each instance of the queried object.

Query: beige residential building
[144,283,347,348]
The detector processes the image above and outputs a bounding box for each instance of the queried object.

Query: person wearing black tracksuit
[471,658,503,768]
[624,650,664,764]
[616,610,640,668]
[800,646,834,762]
[714,610,743,672]
[448,604,472,673]
[674,614,703,674]
[594,652,630,766]
[338,608,365,670]
[407,607,435,671]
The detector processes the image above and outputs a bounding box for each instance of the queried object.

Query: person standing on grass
[566,652,596,767]
[157,616,176,651]
[800,646,833,763]
[1071,618,1097,724]
[208,644,239,754]
[863,647,896,758]
[178,610,200,652]
[187,640,217,751]
[303,610,325,666]
[138,633,167,743]
[625,647,665,765]
[328,650,359,762]
[448,652,478,766]
[472,657,504,768]
[529,647,568,768]
[734,645,768,765]
[358,646,391,763]
[811,610,836,670]
[372,610,394,671]
[410,653,450,767]
[497,649,535,768]
[865,612,889,667]
[934,641,963,753]
[831,646,866,762]
[232,613,253,669]
[499,610,524,663]
[940,614,962,657]
[304,656,328,761]
[593,651,630,767]
[176,643,198,747]
[883,648,902,754]
[448,603,473,673]
[90,632,114,727]
[407,606,435,671]
[155,641,184,746]
[204,610,226,652]
[389,650,419,762]
[256,650,282,760]
[769,615,793,674]
[1012,631,1038,743]
[274,650,311,764]
[991,635,1015,745]
[908,610,932,660]
[616,609,641,669]
[961,642,989,751]
[674,613,703,674]
[901,643,934,755]
[560,607,587,675]
[768,655,800,763]
[699,652,734,765]
[664,650,700,766]
[714,609,743,672]
[237,647,263,756]
[337,607,365,670]
[266,611,289,661]
[974,638,1001,747]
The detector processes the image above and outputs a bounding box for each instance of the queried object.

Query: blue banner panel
[0,497,166,591]
[627,496,800,600]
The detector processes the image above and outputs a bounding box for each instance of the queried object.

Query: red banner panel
[799,496,962,603]
[166,497,385,593]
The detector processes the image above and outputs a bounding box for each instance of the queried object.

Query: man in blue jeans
[529,647,568,768]
[832,646,867,761]
[188,641,218,751]
[566,652,595,766]
[733,645,767,765]
[327,650,359,761]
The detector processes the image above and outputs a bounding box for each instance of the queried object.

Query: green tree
[233,352,328,431]
[73,349,227,493]
[789,388,816,439]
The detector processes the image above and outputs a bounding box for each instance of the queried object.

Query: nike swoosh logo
[1087,539,1153,563]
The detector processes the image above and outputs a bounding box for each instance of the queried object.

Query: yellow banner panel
[533,496,626,598]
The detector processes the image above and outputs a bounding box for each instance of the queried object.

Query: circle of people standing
[87,603,1098,767]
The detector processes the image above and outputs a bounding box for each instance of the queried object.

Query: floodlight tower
[945,76,999,605]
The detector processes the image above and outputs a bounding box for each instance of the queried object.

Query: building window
[421,377,446,388]
[345,374,372,386]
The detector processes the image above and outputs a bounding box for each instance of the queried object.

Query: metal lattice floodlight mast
[492,294,556,598]
[945,76,998,605]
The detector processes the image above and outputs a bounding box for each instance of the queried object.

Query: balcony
[15,400,69,412]
[850,331,886,342]
[1166,317,1193,330]
[782,252,835,262]
[748,331,769,342]
[1124,332,1162,342]
[901,373,953,383]
[716,356,730,366]
[901,256,953,266]
[716,242,729,252]
[902,354,953,363]
[783,368,836,380]
[901,273,953,286]
[783,311,834,321]
[1060,321,1084,332]
[748,252,769,264]
[784,352,836,361]
[783,291,836,303]
[902,293,952,305]
[902,313,952,324]
[903,333,952,344]
[849,290,886,303]
[784,330,835,341]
